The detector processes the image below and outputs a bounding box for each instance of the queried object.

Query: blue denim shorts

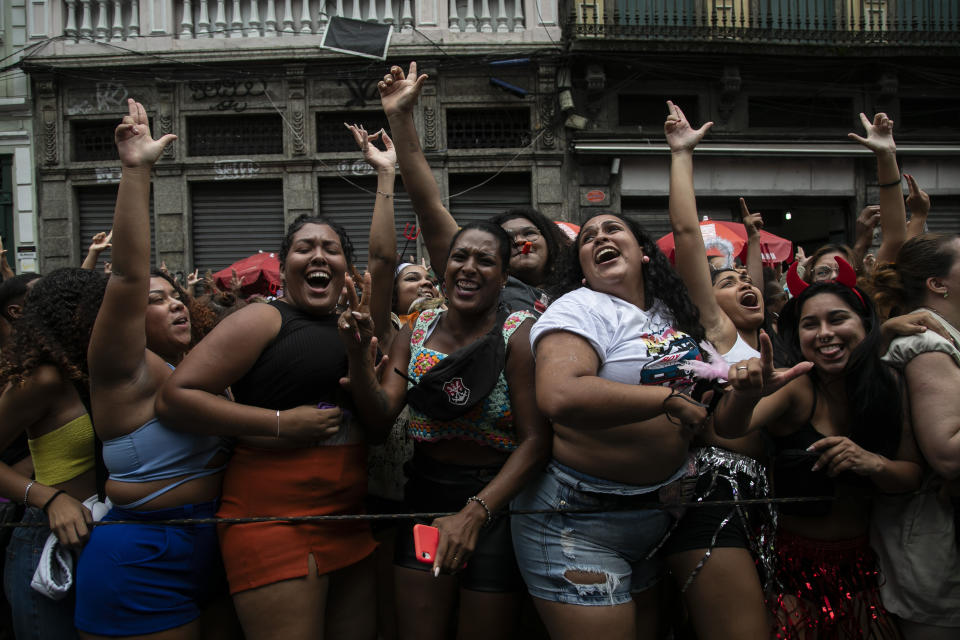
[510,461,684,606]
[74,500,225,636]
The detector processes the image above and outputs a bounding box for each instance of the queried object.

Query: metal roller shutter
[621,196,673,244]
[191,181,284,273]
[923,198,960,237]
[77,185,155,270]
[448,172,531,226]
[317,177,417,272]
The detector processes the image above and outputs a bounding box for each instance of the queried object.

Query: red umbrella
[554,221,580,242]
[213,251,282,297]
[656,220,792,266]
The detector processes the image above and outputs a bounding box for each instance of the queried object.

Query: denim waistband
[547,459,689,497]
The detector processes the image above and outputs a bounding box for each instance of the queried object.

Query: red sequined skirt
[771,528,901,639]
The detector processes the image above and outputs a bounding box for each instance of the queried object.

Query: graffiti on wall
[188,79,269,113]
[214,159,261,180]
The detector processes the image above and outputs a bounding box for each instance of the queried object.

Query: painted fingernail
[355,331,361,343]
[432,566,440,578]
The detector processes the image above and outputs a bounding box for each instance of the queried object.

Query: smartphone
[413,524,439,564]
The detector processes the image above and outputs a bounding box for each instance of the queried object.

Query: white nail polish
[432,566,440,578]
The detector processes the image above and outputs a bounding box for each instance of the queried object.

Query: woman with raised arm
[869,233,960,638]
[157,209,389,639]
[74,99,235,640]
[346,121,439,640]
[0,268,105,640]
[714,268,922,639]
[510,212,711,640]
[658,101,772,640]
[794,112,907,286]
[340,220,549,640]
[379,62,565,317]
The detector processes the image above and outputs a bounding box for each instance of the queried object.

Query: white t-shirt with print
[530,287,701,391]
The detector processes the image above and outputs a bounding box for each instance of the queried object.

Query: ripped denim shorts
[510,459,687,606]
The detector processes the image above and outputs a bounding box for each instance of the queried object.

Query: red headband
[787,256,865,307]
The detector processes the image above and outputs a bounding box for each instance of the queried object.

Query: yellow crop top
[27,414,95,485]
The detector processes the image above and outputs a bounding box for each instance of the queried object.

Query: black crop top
[231,300,354,412]
[770,386,871,516]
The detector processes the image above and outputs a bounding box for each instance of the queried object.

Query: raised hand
[379,62,428,118]
[848,112,896,156]
[856,205,881,231]
[727,331,813,399]
[89,230,113,253]
[338,272,375,349]
[345,123,397,173]
[904,174,931,217]
[186,268,200,288]
[740,198,763,238]
[115,99,177,169]
[664,100,713,153]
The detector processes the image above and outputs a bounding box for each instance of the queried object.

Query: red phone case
[413,524,439,564]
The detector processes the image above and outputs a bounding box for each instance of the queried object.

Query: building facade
[19,0,564,275]
[562,0,960,250]
[14,0,960,273]
[1,0,41,273]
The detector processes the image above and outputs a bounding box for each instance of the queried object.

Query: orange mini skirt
[217,444,377,594]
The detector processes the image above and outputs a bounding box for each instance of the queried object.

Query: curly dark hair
[548,212,706,344]
[489,207,567,284]
[150,270,216,345]
[778,281,902,458]
[279,214,355,272]
[0,268,107,387]
[0,273,42,322]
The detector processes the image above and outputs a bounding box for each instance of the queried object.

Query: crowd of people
[0,61,957,640]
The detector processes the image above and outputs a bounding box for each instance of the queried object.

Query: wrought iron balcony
[568,0,959,47]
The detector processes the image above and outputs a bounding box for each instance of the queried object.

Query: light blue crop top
[102,366,231,509]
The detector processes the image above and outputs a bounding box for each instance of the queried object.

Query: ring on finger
[736,365,749,371]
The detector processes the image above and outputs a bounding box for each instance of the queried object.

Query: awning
[572,141,960,157]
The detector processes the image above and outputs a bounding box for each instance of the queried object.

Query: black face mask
[396,308,508,421]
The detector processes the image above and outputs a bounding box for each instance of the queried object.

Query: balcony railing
[569,0,959,46]
[57,0,548,43]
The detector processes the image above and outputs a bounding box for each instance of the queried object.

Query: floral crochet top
[406,308,534,452]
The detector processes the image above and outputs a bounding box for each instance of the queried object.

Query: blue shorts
[510,461,681,606]
[75,501,225,636]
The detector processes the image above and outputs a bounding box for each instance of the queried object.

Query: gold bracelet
[276,409,281,438]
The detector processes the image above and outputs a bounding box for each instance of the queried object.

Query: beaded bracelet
[466,495,493,527]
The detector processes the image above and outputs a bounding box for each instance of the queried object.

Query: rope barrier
[0,491,923,529]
